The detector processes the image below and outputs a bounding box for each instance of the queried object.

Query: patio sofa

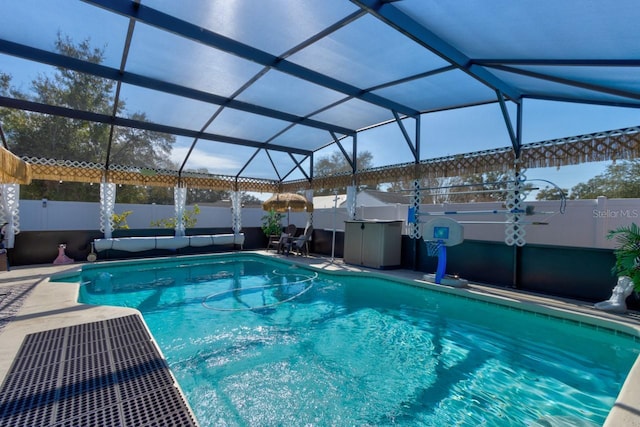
[93,233,244,252]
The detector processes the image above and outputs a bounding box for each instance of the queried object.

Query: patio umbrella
[262,193,313,225]
[262,193,313,213]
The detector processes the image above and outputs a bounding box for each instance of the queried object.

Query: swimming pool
[76,254,639,426]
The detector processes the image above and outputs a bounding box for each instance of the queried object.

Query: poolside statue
[53,243,74,265]
[594,276,634,313]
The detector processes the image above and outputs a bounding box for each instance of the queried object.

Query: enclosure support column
[346,186,357,220]
[99,181,116,239]
[503,101,525,288]
[305,189,314,228]
[506,162,527,289]
[0,183,20,248]
[174,185,187,237]
[230,190,242,235]
[412,117,421,270]
[410,179,422,270]
[331,190,338,262]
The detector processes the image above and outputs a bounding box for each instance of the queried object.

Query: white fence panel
[16,197,640,250]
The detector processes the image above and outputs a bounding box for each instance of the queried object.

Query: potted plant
[261,208,284,238]
[607,222,640,292]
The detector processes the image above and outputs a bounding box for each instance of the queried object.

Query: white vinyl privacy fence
[18,196,639,250]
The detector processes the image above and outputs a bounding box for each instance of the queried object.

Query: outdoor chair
[267,224,297,253]
[286,225,313,256]
[267,234,282,252]
[276,224,297,254]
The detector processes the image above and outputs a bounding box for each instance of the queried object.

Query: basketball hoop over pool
[422,218,468,287]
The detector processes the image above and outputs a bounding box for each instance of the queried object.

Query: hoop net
[426,240,442,257]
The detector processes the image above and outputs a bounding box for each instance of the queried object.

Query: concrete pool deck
[1,252,639,426]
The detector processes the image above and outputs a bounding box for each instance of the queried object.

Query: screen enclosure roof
[1,0,639,191]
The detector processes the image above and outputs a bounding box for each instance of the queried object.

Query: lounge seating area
[266,225,313,256]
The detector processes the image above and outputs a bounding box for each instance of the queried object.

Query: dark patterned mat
[0,315,197,427]
[0,282,38,334]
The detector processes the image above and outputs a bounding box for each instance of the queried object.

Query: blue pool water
[77,255,639,426]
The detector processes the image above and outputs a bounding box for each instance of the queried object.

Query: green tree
[0,72,10,96]
[458,171,522,203]
[314,150,375,195]
[0,34,175,202]
[184,169,231,204]
[145,186,175,205]
[387,170,533,204]
[386,175,465,204]
[240,192,264,206]
[187,187,229,204]
[535,186,569,201]
[565,160,640,200]
[180,168,264,205]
